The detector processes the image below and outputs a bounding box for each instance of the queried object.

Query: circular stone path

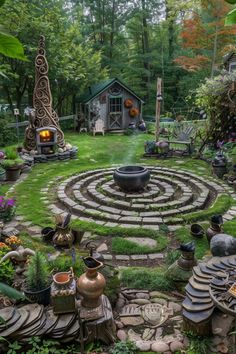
[48,166,235,230]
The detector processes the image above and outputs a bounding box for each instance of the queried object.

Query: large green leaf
[0,282,25,301]
[0,32,27,60]
[225,0,236,4]
[225,7,236,25]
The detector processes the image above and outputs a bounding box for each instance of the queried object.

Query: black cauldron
[113,166,150,192]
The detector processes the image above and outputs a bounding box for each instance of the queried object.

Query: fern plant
[26,252,50,291]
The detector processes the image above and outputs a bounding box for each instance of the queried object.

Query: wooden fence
[7,114,76,128]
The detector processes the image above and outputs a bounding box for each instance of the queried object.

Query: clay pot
[53,268,74,288]
[77,257,106,308]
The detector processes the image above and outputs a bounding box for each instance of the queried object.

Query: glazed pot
[190,224,205,238]
[177,251,197,271]
[53,226,74,248]
[77,257,106,308]
[41,227,55,242]
[206,224,222,244]
[113,165,150,192]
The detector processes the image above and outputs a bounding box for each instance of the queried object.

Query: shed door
[108,96,123,130]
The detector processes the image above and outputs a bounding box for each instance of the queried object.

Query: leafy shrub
[0,245,15,285]
[110,341,137,354]
[0,114,16,147]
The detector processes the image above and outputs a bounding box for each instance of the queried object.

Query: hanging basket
[124,99,133,108]
[129,107,139,118]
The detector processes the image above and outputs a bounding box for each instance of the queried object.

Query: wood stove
[36,127,57,154]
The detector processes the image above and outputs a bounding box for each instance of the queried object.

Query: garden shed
[78,78,144,132]
[223,51,236,72]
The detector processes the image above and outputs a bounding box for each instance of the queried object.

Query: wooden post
[155,78,162,142]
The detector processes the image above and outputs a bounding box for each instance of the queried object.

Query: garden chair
[167,124,196,155]
[92,118,105,136]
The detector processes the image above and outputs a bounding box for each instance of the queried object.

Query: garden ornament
[0,245,35,274]
[177,241,197,271]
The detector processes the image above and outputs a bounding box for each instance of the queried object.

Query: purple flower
[0,151,5,159]
[216,140,224,149]
[6,199,15,207]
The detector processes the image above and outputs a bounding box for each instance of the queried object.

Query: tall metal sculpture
[24,35,66,151]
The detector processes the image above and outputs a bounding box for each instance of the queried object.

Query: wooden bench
[167,125,195,155]
[92,118,105,136]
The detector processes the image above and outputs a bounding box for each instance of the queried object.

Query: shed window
[229,62,236,72]
[109,96,122,113]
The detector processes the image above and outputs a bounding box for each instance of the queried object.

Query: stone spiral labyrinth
[54,166,230,230]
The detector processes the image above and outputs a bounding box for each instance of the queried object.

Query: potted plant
[1,147,23,181]
[0,196,16,222]
[24,252,51,305]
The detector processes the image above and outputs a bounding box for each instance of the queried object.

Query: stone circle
[54,166,231,229]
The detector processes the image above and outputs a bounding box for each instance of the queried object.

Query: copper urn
[77,257,106,308]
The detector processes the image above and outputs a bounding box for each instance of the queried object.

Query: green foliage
[0,247,15,285]
[0,115,16,147]
[166,249,181,265]
[110,341,137,354]
[185,332,213,354]
[1,158,23,169]
[26,252,51,291]
[0,282,25,300]
[0,32,27,61]
[48,255,85,278]
[225,7,236,25]
[3,147,18,160]
[120,267,174,291]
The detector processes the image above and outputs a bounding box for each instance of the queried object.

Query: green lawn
[1,131,236,290]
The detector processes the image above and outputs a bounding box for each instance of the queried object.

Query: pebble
[170,341,184,352]
[168,301,182,313]
[135,340,151,351]
[115,320,124,329]
[121,316,144,326]
[136,292,150,300]
[127,329,142,341]
[151,298,167,306]
[151,341,169,353]
[117,330,127,341]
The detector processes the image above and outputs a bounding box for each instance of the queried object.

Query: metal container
[53,225,74,248]
[77,257,106,308]
[113,165,150,192]
[212,152,228,178]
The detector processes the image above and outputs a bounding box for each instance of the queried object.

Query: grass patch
[120,267,174,291]
[182,194,233,223]
[174,227,210,259]
[111,235,168,254]
[224,218,236,237]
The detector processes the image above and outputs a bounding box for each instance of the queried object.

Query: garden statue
[0,245,35,274]
[206,214,223,244]
[210,233,236,257]
[212,151,228,178]
[177,241,197,271]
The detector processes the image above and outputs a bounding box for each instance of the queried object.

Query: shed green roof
[79,78,144,103]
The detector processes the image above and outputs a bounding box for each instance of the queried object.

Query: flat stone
[130,255,147,260]
[96,243,108,253]
[22,221,32,226]
[150,291,176,301]
[115,255,130,261]
[126,237,157,248]
[151,341,169,353]
[15,215,24,221]
[28,226,42,234]
[136,292,150,300]
[130,299,150,305]
[121,316,144,326]
[151,298,167,306]
[103,254,113,260]
[2,227,20,237]
[148,253,164,260]
[142,328,155,340]
[127,329,142,341]
[168,302,182,313]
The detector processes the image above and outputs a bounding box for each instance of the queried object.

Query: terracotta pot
[53,268,74,288]
[77,257,106,308]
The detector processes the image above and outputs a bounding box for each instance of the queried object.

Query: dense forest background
[1,0,236,117]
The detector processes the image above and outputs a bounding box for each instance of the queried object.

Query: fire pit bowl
[113,166,150,192]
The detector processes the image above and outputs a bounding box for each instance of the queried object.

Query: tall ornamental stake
[24,35,66,151]
[155,77,162,142]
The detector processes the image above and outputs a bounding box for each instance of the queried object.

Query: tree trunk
[211,22,219,78]
[141,0,150,101]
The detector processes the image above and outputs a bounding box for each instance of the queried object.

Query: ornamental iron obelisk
[24,35,66,151]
